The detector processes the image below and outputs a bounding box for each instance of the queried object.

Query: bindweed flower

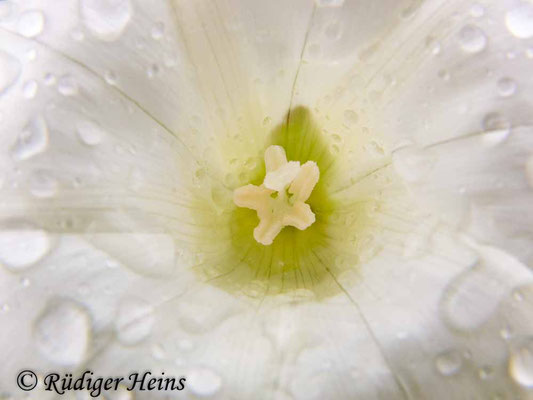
[0,0,532,399]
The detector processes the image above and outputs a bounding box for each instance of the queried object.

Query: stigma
[233,145,319,245]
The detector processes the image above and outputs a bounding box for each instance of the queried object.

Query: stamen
[233,145,319,245]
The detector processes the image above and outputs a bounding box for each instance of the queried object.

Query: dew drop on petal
[392,146,434,182]
[0,50,21,94]
[17,10,45,38]
[43,73,56,86]
[481,130,509,147]
[505,4,533,39]
[104,70,117,85]
[22,80,38,99]
[343,109,358,126]
[57,75,78,96]
[77,120,104,146]
[80,0,133,41]
[479,366,494,380]
[435,350,463,376]
[146,64,159,79]
[0,226,50,271]
[509,338,533,388]
[496,77,517,97]
[458,25,487,53]
[187,368,222,397]
[11,116,49,161]
[115,298,154,345]
[29,170,58,198]
[34,300,91,366]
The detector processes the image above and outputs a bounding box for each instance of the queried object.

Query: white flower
[0,0,532,399]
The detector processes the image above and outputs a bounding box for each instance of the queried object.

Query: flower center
[233,145,320,245]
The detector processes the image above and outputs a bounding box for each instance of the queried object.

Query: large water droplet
[29,170,58,198]
[34,300,91,366]
[11,116,49,160]
[505,4,533,39]
[187,368,222,397]
[435,350,463,376]
[441,245,531,331]
[458,25,487,53]
[0,225,51,271]
[17,10,45,38]
[80,0,133,41]
[115,298,154,345]
[509,338,533,387]
[77,120,104,146]
[481,112,510,146]
[496,77,517,97]
[0,50,21,94]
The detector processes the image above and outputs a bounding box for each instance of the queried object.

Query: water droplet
[0,50,21,94]
[431,42,441,55]
[343,109,358,126]
[17,10,45,38]
[509,338,533,387]
[458,25,487,53]
[80,0,133,41]
[0,226,50,271]
[470,4,485,18]
[115,298,154,345]
[11,116,49,161]
[506,4,533,39]
[34,300,91,366]
[187,368,222,397]
[20,277,30,288]
[479,366,494,380]
[262,116,272,126]
[438,69,450,81]
[104,70,117,85]
[481,130,509,147]
[26,49,37,61]
[481,112,510,146]
[392,146,434,182]
[57,75,78,96]
[151,22,164,40]
[22,80,38,99]
[43,73,56,86]
[496,77,516,97]
[146,64,159,79]
[77,120,104,146]
[435,350,463,376]
[512,288,524,302]
[29,170,58,198]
